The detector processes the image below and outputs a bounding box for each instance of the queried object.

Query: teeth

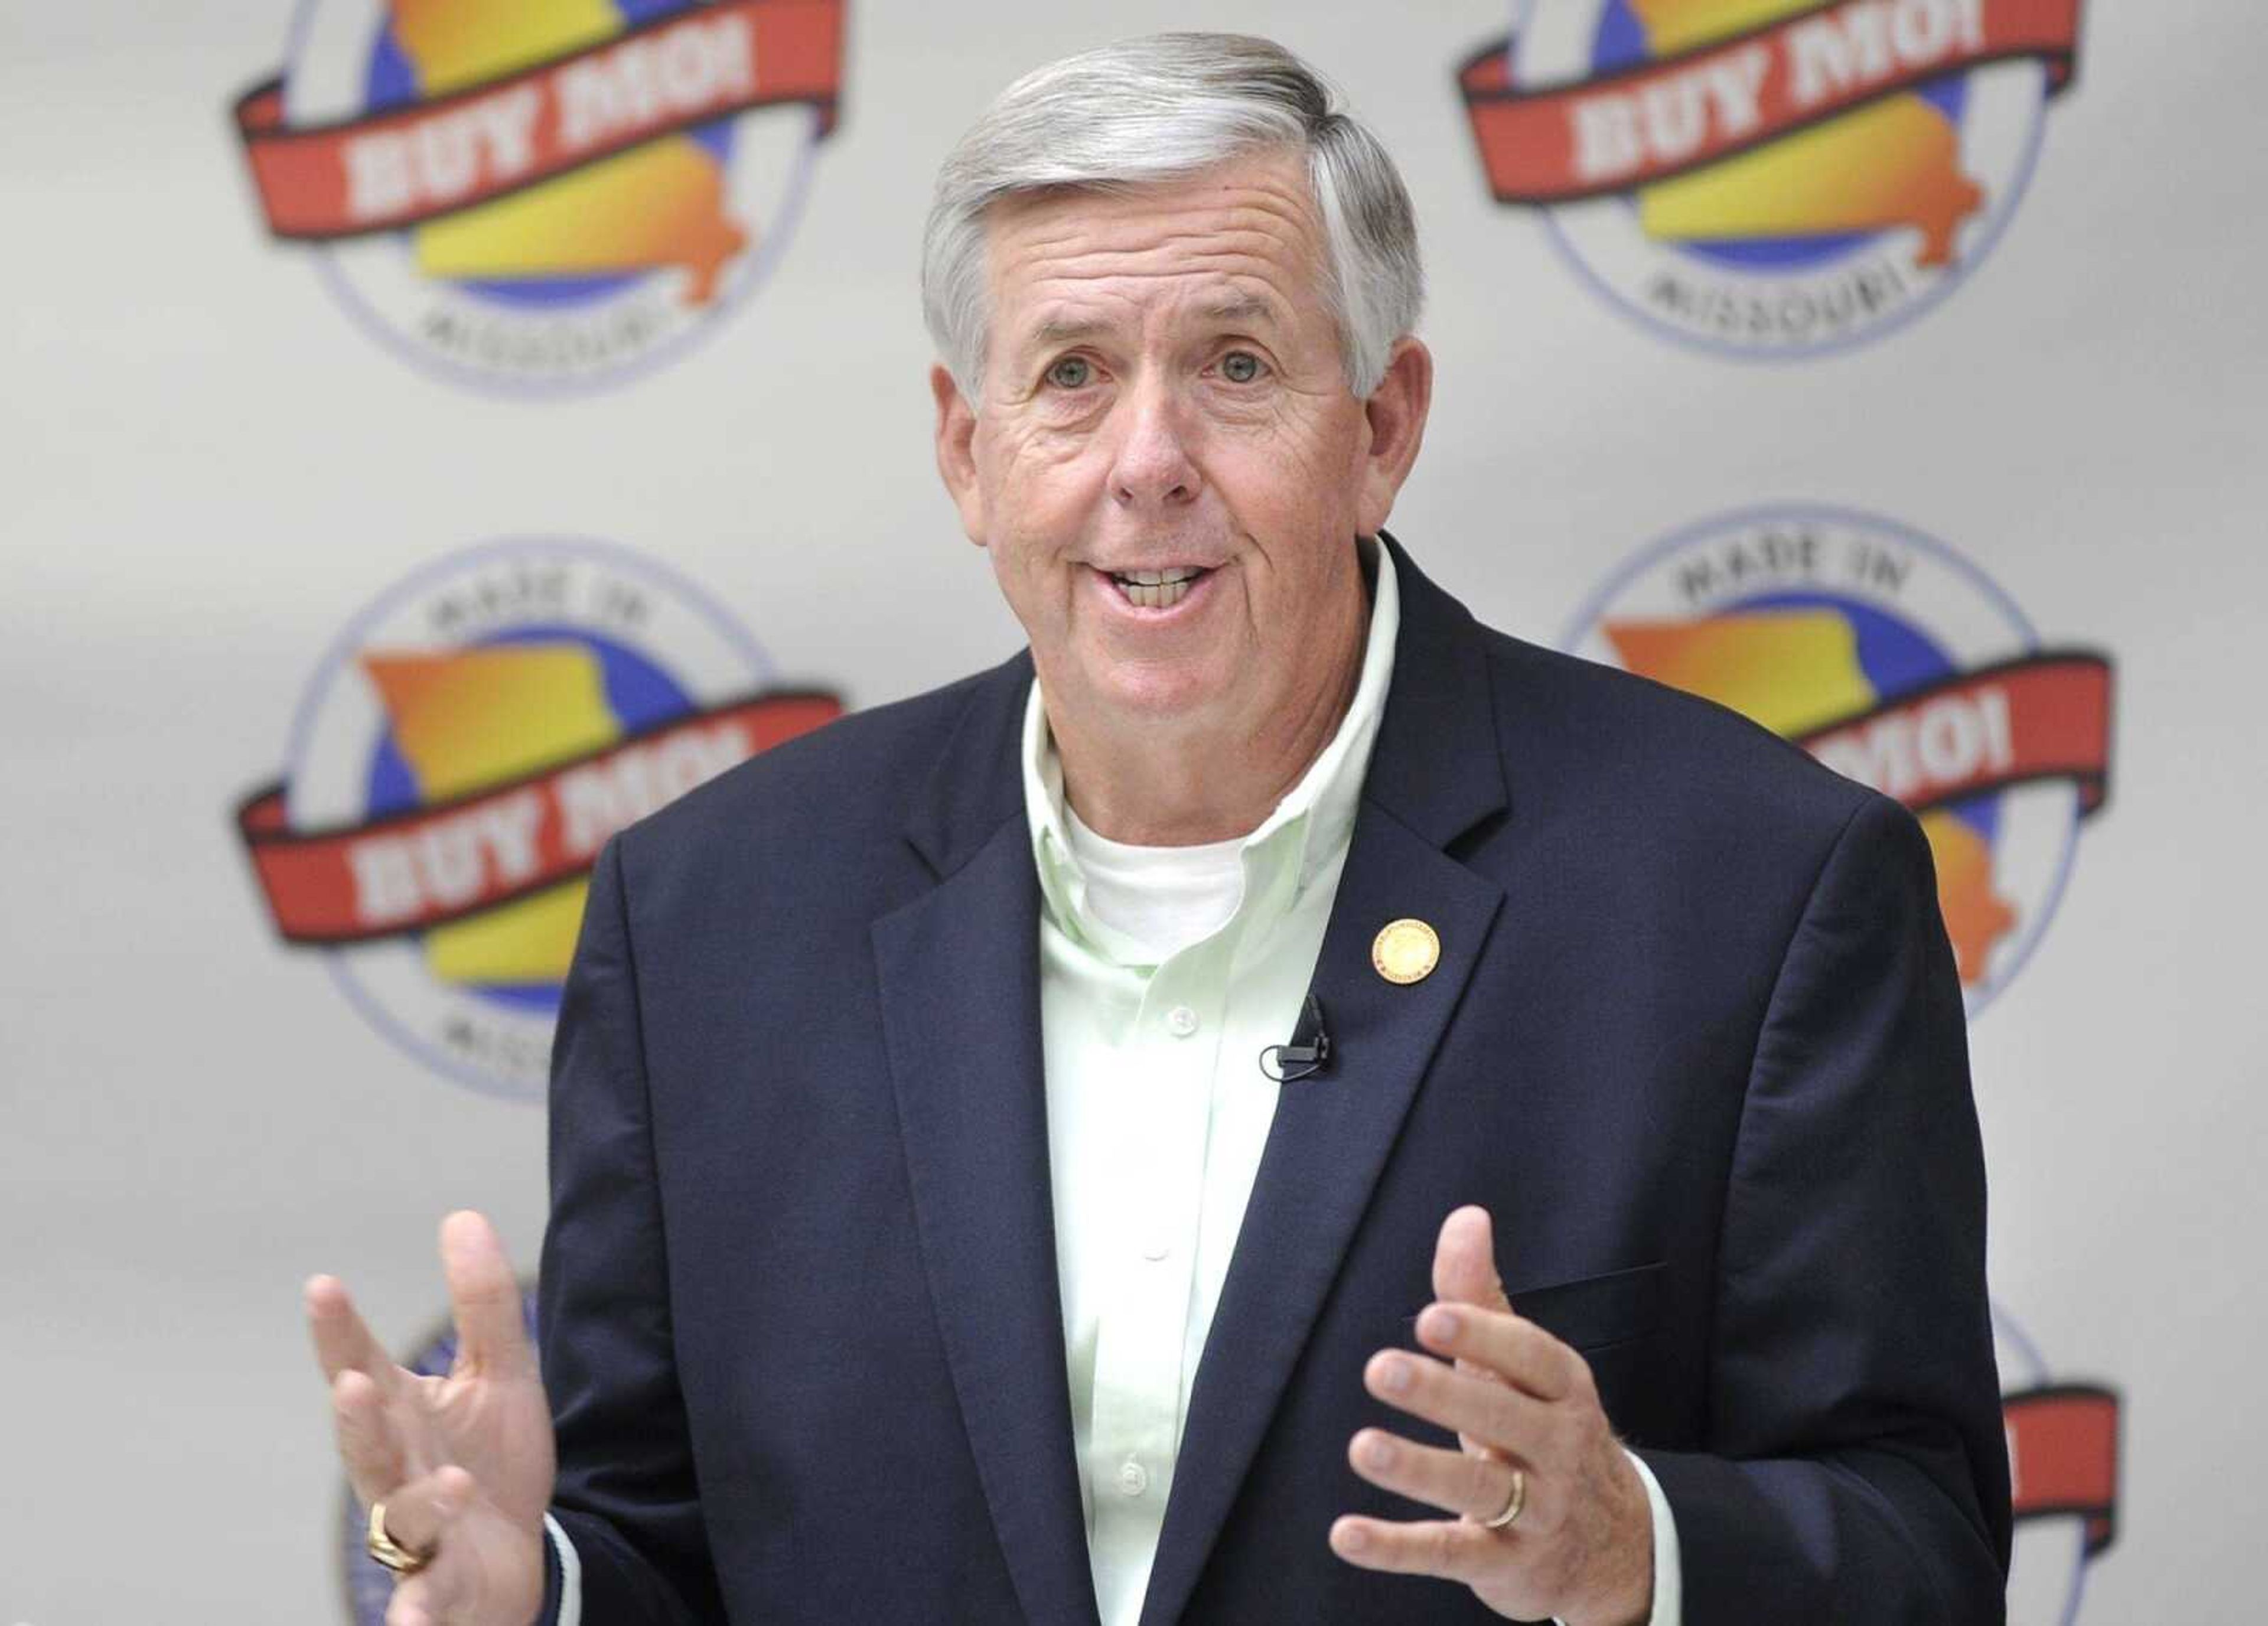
[1118,574,1195,609]
[1109,565,1206,608]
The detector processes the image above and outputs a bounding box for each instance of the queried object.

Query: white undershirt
[1061,807,1246,961]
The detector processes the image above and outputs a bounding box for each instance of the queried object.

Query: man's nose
[1107,377,1200,511]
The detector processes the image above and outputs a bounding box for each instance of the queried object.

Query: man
[307,33,2010,1626]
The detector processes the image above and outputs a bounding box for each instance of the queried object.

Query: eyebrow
[1193,294,1280,327]
[1025,314,1110,351]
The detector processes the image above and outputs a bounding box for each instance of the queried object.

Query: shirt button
[1165,1005,1199,1037]
[1117,1458,1149,1497]
[1140,1235,1170,1262]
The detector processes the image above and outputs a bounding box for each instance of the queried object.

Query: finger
[386,1576,440,1626]
[1432,1205,1511,1316]
[1328,1513,1507,1583]
[1414,1301,1583,1403]
[1348,1426,1525,1523]
[380,1487,483,1626]
[386,1567,465,1626]
[1364,1349,1556,1458]
[410,1560,467,1626]
[441,1211,533,1379]
[307,1275,400,1393]
[373,1464,474,1567]
[333,1368,413,1504]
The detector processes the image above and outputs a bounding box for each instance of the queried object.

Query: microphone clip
[1259,993,1332,1084]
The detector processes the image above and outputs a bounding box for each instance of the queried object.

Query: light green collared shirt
[1021,540,1400,1626]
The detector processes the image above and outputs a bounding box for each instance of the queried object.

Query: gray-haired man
[307,32,2010,1626]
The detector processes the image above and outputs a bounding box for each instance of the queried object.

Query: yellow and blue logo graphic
[234,0,845,392]
[1460,0,2081,355]
[1565,505,2112,1013]
[235,539,842,1097]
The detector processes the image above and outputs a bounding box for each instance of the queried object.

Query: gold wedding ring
[1482,1465,1527,1531]
[366,1498,436,1578]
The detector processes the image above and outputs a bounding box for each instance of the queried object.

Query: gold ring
[366,1499,435,1577]
[1481,1466,1527,1531]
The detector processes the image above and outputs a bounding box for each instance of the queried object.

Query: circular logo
[237,539,843,1099]
[1372,918,1443,985]
[1460,0,2079,358]
[1995,1300,2121,1624]
[337,1285,542,1624]
[244,0,843,394]
[1563,506,2113,1015]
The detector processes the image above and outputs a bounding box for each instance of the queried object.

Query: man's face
[933,148,1427,735]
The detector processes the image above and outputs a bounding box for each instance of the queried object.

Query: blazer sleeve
[536,835,729,1624]
[1634,794,2014,1624]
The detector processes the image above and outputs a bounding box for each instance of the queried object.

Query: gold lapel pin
[1371,918,1441,985]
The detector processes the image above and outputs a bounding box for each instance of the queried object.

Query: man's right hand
[307,1210,557,1626]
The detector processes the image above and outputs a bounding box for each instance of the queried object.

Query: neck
[1045,594,1368,848]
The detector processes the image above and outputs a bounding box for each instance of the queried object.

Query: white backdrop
[3,1,2263,1619]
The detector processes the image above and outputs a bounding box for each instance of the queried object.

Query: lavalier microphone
[1259,992,1332,1083]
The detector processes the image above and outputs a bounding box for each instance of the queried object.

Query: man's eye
[1045,356,1092,390]
[1220,350,1265,384]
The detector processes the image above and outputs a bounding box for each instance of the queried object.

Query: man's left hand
[1328,1205,1654,1626]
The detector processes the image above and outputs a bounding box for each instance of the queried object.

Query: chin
[1089,660,1235,728]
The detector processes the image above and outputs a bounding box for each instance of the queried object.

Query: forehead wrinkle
[998,200,1320,281]
[1000,243,1316,348]
[990,158,1322,253]
[998,228,1314,298]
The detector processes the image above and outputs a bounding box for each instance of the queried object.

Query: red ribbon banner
[1459,0,2081,205]
[1792,650,2112,819]
[236,690,842,945]
[2005,1384,2120,1555]
[233,0,845,242]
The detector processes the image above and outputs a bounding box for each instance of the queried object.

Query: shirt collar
[1022,537,1402,957]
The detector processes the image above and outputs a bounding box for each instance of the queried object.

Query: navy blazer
[536,536,2011,1624]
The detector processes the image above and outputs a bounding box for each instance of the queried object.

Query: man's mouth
[1106,565,1211,609]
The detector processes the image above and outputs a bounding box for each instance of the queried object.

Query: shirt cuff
[1625,1447,1682,1626]
[543,1513,584,1626]
[1549,1448,1682,1626]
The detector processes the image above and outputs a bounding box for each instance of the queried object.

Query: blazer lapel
[872,657,1103,1626]
[1138,539,1511,1626]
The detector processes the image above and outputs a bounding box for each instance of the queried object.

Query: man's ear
[1354,337,1433,539]
[931,364,987,546]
